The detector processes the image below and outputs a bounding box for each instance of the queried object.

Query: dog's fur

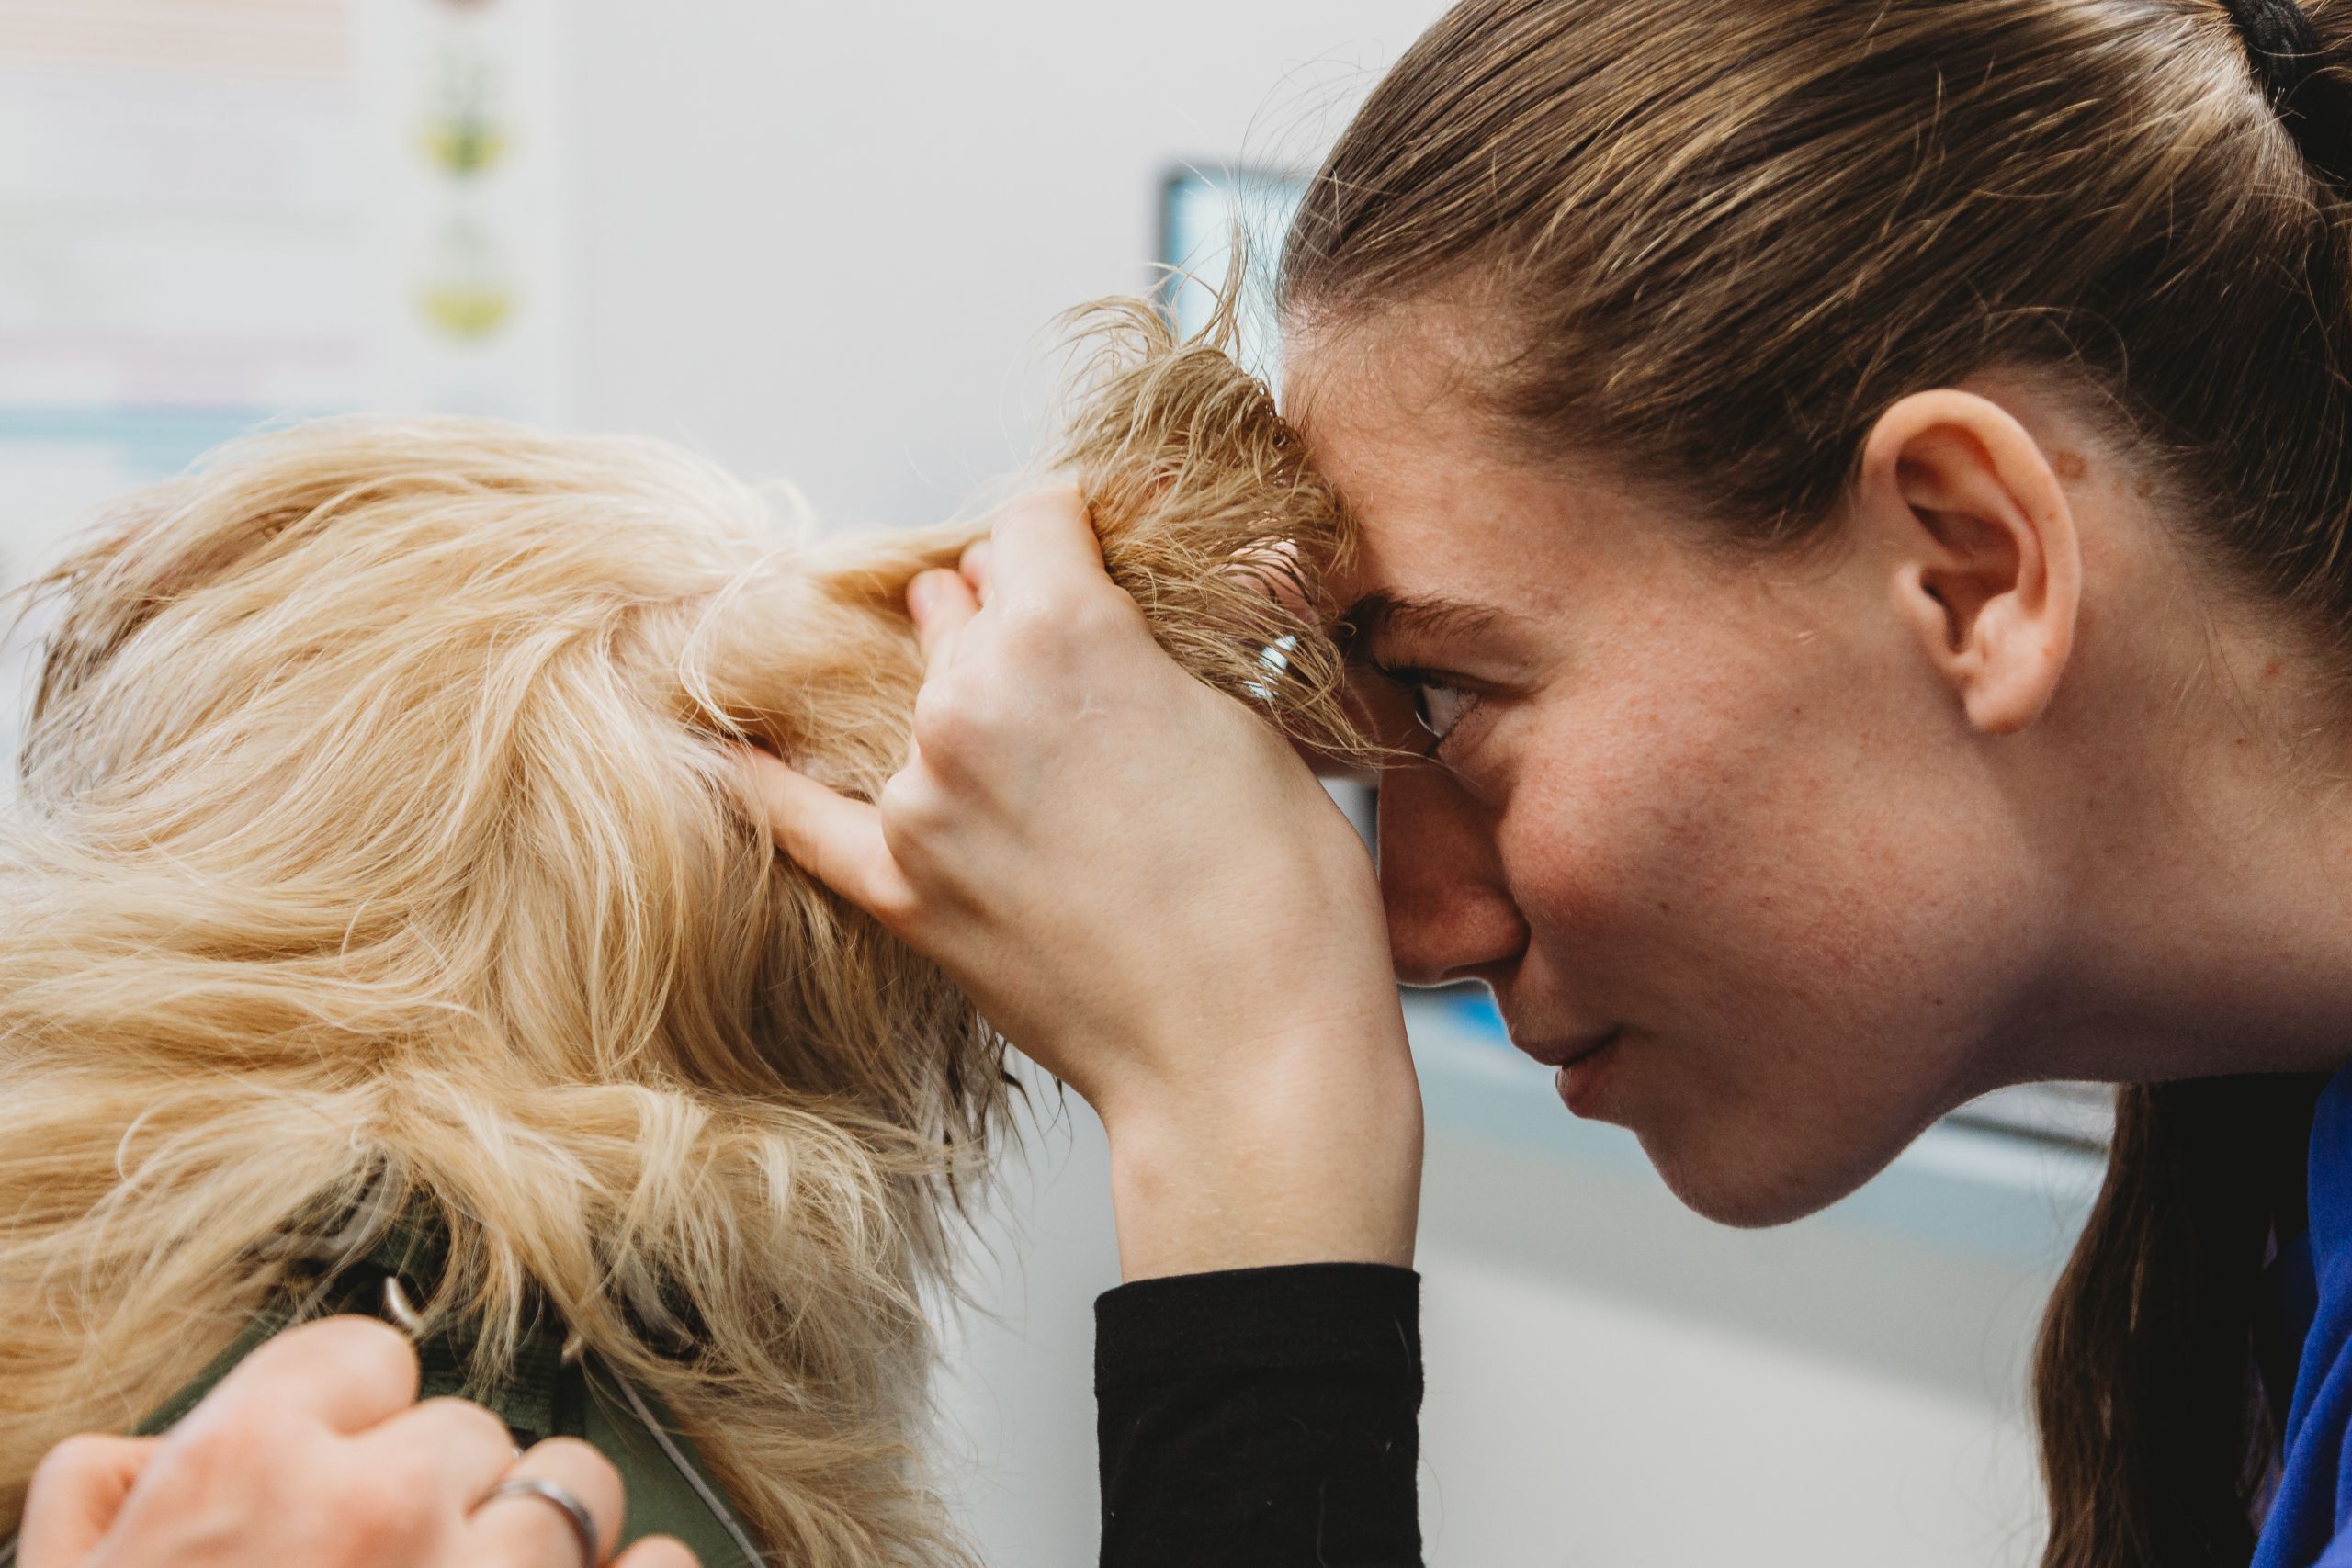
[0,297,1363,1566]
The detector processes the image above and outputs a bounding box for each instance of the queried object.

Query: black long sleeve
[1094,1262,1424,1567]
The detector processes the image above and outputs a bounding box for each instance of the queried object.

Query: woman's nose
[1375,764,1531,988]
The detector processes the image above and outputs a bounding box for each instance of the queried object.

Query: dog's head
[12,297,1361,1175]
[0,297,1365,1562]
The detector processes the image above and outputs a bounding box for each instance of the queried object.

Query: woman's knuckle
[367,1438,446,1501]
[183,1400,291,1472]
[514,1437,624,1549]
[337,1468,430,1555]
[876,767,937,826]
[533,1436,620,1492]
[996,588,1075,649]
[30,1432,112,1491]
[876,805,958,890]
[909,686,977,760]
[331,1315,422,1389]
[1061,588,1142,646]
[416,1395,511,1454]
[1002,482,1084,531]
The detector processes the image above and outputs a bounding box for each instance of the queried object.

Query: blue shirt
[2256,1066,2352,1567]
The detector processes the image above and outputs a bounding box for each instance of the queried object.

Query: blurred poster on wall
[0,0,359,595]
[0,0,566,766]
[356,0,568,423]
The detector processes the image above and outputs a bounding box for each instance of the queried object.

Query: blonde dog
[0,298,1363,1567]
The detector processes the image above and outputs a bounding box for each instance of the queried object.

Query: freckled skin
[1295,355,2036,1223]
[1286,319,2352,1227]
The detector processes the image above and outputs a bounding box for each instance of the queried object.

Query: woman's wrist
[1099,1017,1423,1281]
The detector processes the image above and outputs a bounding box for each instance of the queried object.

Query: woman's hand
[737,486,1421,1279]
[18,1316,695,1568]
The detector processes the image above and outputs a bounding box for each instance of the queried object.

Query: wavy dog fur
[0,295,1361,1565]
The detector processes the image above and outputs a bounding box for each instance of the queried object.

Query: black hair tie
[2223,0,2352,187]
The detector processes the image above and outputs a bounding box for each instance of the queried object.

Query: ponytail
[2220,0,2352,186]
[2036,1077,2325,1568]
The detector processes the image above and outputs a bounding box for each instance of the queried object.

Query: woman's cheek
[1491,773,1653,949]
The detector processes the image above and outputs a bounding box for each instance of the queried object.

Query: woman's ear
[1853,389,2083,735]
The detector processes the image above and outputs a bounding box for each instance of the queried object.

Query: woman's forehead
[1290,335,1510,547]
[1294,386,1721,671]
[1294,378,1574,608]
[1283,299,1498,447]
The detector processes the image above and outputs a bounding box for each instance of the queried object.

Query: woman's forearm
[1102,1012,1422,1280]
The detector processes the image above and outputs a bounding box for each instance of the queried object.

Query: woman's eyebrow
[1335,591,1515,657]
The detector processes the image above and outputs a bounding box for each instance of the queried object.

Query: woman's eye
[1363,660,1484,754]
[1408,678,1479,746]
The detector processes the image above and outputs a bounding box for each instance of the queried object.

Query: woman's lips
[1555,1030,1623,1116]
[1510,1026,1621,1070]
[1508,1026,1625,1117]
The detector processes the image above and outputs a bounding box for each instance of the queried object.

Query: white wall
[565,1,1452,528]
[561,8,2083,1565]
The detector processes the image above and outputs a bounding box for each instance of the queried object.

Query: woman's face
[1286,315,2059,1226]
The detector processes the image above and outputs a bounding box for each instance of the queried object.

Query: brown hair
[1283,1,2352,1562]
[0,294,1356,1565]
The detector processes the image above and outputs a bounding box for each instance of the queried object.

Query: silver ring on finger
[478,1476,602,1568]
